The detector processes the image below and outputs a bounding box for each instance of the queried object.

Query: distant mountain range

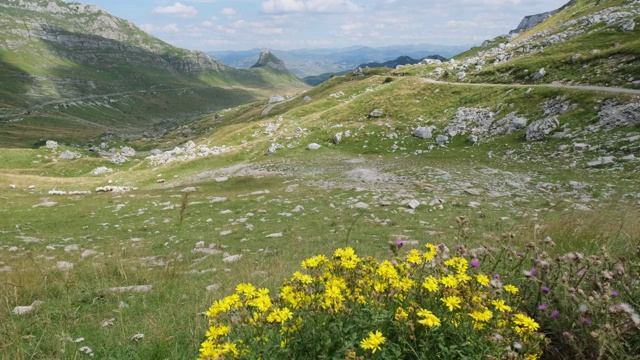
[301,55,448,86]
[207,44,469,78]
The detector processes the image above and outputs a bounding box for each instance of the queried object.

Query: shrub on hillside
[478,234,640,360]
[199,242,546,359]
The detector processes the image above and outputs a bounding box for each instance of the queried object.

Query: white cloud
[152,2,198,18]
[221,8,237,16]
[140,23,181,34]
[202,20,214,27]
[262,0,359,13]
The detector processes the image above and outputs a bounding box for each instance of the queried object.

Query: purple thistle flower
[578,268,586,275]
[530,268,538,276]
[493,274,500,279]
[396,239,404,248]
[612,290,619,297]
[550,310,560,318]
[470,259,480,268]
[538,305,547,311]
[581,317,592,325]
[541,286,551,294]
[438,243,445,250]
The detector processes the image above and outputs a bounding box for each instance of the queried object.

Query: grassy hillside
[1,0,639,359]
[0,0,308,148]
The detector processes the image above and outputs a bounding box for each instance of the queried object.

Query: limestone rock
[333,133,342,144]
[413,126,433,139]
[59,150,81,160]
[526,117,559,141]
[587,157,616,167]
[369,109,383,118]
[620,20,635,32]
[306,143,321,150]
[436,135,449,144]
[532,68,546,81]
[45,140,59,150]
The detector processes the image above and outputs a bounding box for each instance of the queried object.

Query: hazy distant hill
[207,44,469,78]
[302,54,448,86]
[0,0,307,148]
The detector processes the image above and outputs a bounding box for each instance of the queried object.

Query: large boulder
[526,117,559,141]
[45,140,59,150]
[532,68,546,81]
[413,126,433,139]
[120,146,136,157]
[59,150,81,160]
[265,144,278,155]
[369,109,383,118]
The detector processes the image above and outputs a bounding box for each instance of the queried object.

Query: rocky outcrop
[251,48,288,72]
[510,9,561,34]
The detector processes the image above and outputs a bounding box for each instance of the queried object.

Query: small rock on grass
[12,301,44,315]
[105,285,152,293]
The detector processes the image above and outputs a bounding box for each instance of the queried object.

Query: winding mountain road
[421,78,640,95]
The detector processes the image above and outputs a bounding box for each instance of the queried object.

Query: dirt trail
[421,78,640,95]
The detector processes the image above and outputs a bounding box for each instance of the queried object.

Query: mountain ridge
[0,0,308,148]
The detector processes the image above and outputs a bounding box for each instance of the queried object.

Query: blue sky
[79,0,569,51]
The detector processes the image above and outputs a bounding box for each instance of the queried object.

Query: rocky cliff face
[510,9,561,34]
[0,0,232,75]
[251,49,288,72]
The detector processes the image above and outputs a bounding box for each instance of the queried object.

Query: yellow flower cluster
[199,243,544,359]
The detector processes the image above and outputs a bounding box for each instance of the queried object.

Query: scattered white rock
[407,199,421,209]
[219,230,232,236]
[105,285,152,293]
[222,254,242,263]
[587,157,616,167]
[353,202,370,209]
[101,318,116,327]
[10,184,16,189]
[181,187,196,193]
[266,232,283,238]
[12,301,44,315]
[215,177,229,182]
[32,201,57,208]
[45,140,59,150]
[78,346,94,357]
[306,143,321,150]
[413,126,433,139]
[57,261,74,270]
[91,167,113,175]
[206,284,221,291]
[81,250,98,258]
[131,333,144,342]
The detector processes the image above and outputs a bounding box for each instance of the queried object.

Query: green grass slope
[0,0,308,148]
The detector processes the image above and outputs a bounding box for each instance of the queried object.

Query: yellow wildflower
[504,284,519,295]
[406,249,423,264]
[301,254,328,269]
[417,309,441,328]
[491,299,512,313]
[266,307,293,324]
[422,275,439,292]
[441,295,462,312]
[440,275,459,288]
[424,243,438,262]
[395,307,409,321]
[469,308,493,322]
[476,274,490,287]
[513,313,540,334]
[360,330,385,353]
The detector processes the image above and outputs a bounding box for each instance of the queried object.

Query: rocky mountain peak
[251,48,288,72]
